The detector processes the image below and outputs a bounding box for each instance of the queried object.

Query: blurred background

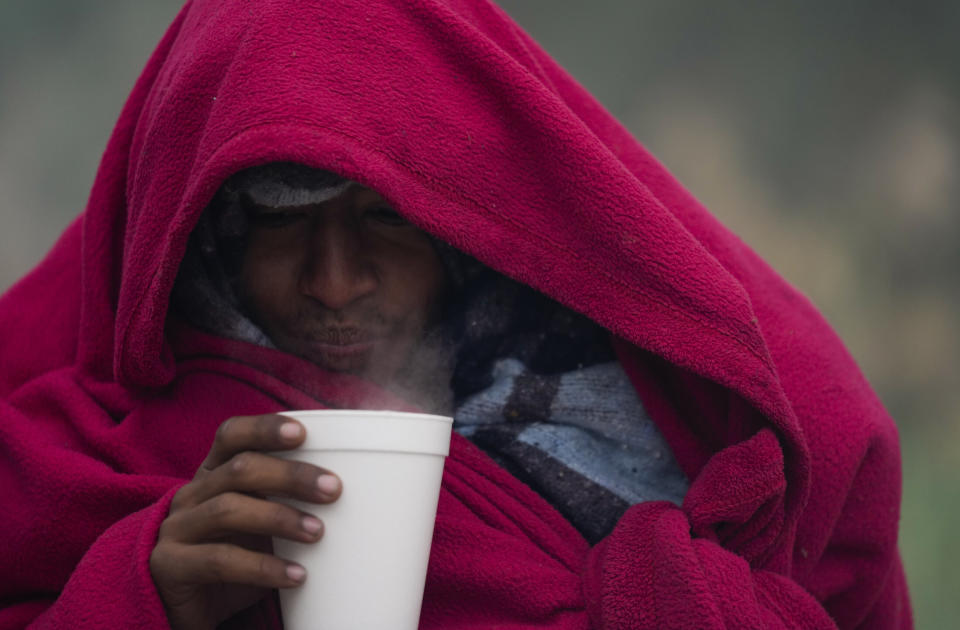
[1,0,956,625]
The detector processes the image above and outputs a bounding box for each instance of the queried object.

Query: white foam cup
[271,409,453,630]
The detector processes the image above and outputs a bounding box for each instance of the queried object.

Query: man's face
[238,183,446,386]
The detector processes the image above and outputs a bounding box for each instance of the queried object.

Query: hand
[149,414,342,630]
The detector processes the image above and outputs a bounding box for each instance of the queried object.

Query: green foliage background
[2,1,956,626]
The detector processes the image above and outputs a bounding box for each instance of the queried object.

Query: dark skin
[150,415,337,630]
[150,180,446,629]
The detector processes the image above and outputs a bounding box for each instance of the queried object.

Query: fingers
[164,492,324,544]
[152,414,335,617]
[152,541,308,590]
[182,450,341,507]
[202,414,304,471]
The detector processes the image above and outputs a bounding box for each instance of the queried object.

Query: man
[153,161,689,628]
[0,0,911,628]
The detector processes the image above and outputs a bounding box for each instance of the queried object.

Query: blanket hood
[67,0,816,542]
[57,0,828,568]
[85,0,783,400]
[0,3,912,623]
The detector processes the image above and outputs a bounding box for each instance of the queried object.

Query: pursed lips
[300,326,380,364]
[307,326,378,345]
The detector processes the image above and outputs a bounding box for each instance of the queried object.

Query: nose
[299,216,378,311]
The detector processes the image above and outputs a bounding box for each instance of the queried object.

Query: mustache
[289,304,392,344]
[304,325,380,345]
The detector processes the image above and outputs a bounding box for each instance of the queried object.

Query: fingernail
[279,422,302,441]
[286,564,307,582]
[317,474,340,495]
[301,516,323,535]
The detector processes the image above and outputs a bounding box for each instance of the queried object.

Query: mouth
[308,326,376,345]
[305,339,375,358]
[299,327,379,371]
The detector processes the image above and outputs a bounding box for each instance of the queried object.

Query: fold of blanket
[0,0,910,628]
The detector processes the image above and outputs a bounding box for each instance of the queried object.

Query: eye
[365,207,410,227]
[248,210,307,228]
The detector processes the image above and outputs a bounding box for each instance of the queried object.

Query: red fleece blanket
[0,0,910,628]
